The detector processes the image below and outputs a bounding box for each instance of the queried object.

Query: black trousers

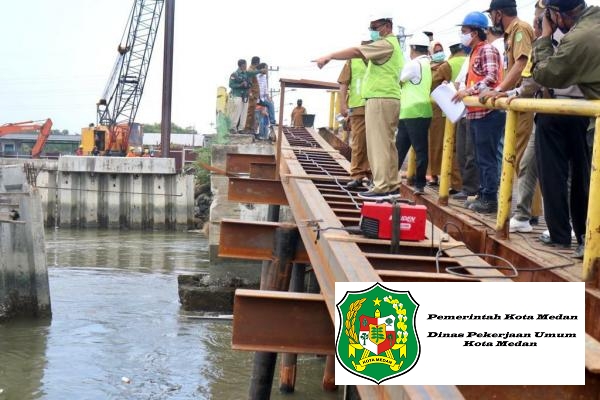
[396,117,431,189]
[456,118,479,194]
[535,114,590,245]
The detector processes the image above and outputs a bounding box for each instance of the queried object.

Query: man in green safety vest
[396,32,433,195]
[314,10,404,199]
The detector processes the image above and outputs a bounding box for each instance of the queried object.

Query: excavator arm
[0,118,53,158]
[30,119,53,158]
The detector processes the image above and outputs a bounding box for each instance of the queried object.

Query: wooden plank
[586,333,600,373]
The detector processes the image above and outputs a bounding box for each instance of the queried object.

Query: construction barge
[217,79,600,399]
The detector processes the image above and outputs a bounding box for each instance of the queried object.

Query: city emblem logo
[336,282,420,383]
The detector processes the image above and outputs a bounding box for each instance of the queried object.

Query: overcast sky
[2,0,596,134]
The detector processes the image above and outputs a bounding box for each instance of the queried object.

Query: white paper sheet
[431,82,466,123]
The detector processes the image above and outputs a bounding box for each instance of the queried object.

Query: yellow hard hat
[79,145,83,148]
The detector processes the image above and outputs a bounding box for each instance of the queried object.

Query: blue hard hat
[459,12,490,29]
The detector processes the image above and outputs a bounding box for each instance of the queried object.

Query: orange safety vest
[466,42,503,114]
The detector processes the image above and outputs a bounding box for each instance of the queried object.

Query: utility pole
[267,66,279,102]
[397,25,409,52]
[161,0,175,158]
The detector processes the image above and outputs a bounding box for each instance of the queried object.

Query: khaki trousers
[427,105,444,177]
[348,109,371,180]
[365,98,400,193]
[227,96,248,131]
[244,94,258,131]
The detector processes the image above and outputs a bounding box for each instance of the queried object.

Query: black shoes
[413,187,425,195]
[538,233,571,249]
[346,177,371,189]
[468,198,498,214]
[358,188,399,200]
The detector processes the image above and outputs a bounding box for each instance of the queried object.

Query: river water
[0,229,342,400]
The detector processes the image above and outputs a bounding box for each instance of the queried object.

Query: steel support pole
[329,91,336,130]
[584,117,600,283]
[249,225,299,400]
[160,0,175,158]
[322,354,337,392]
[260,205,281,285]
[496,109,517,239]
[279,263,307,393]
[275,82,286,179]
[438,119,456,206]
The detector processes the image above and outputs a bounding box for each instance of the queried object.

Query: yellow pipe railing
[585,116,600,283]
[496,109,518,239]
[328,91,337,129]
[449,96,600,282]
[438,118,456,206]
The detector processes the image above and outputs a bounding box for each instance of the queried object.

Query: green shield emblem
[336,282,420,384]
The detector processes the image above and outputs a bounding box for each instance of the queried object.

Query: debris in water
[121,377,131,384]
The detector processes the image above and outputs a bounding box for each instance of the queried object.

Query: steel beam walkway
[219,126,600,399]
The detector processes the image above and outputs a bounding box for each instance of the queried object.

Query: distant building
[143,133,204,148]
[0,133,81,158]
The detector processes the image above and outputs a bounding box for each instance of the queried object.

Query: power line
[411,0,473,33]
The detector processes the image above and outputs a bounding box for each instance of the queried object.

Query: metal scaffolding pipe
[438,118,456,206]
[585,117,600,284]
[160,0,175,158]
[496,109,518,239]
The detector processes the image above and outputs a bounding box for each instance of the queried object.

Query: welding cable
[441,221,466,243]
[435,243,519,279]
[295,151,362,210]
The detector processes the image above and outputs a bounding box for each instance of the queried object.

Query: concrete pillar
[58,171,74,228]
[129,173,143,230]
[82,172,100,228]
[175,174,194,230]
[0,165,51,320]
[142,174,154,230]
[153,175,167,230]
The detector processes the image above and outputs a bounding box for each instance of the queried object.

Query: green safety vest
[447,55,466,82]
[348,59,367,108]
[400,57,433,119]
[361,35,403,100]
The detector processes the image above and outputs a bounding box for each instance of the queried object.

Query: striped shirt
[258,74,269,101]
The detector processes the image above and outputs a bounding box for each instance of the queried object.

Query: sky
[1,0,598,135]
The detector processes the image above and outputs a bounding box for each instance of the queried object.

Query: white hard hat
[409,32,430,47]
[368,10,394,24]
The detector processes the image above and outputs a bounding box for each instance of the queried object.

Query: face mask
[431,51,446,63]
[460,32,473,47]
[370,30,381,41]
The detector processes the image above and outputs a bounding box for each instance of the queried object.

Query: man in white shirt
[396,33,433,194]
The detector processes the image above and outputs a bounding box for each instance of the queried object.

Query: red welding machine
[359,201,427,241]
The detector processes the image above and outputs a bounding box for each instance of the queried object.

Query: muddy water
[0,229,342,400]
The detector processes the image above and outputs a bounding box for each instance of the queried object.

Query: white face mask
[460,32,473,47]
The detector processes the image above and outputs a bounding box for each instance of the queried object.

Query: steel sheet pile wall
[57,156,193,230]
